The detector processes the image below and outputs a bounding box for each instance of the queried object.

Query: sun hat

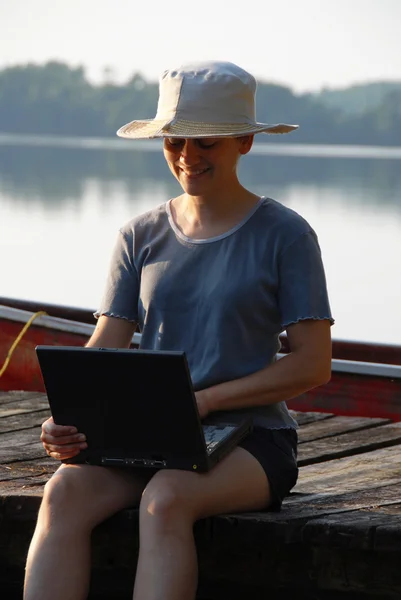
[116,61,298,139]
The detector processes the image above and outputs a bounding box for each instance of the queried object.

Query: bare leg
[133,447,272,600]
[135,497,198,600]
[24,464,149,600]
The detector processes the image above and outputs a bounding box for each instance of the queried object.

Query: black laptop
[35,345,252,473]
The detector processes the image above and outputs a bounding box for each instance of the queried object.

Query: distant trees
[0,62,101,135]
[0,62,400,145]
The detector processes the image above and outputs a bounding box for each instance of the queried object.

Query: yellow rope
[0,310,47,378]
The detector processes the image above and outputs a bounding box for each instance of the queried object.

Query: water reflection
[0,144,400,211]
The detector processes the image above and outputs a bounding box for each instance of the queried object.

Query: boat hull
[288,371,401,422]
[0,317,89,392]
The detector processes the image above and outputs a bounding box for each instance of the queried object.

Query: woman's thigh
[42,463,152,528]
[141,446,272,522]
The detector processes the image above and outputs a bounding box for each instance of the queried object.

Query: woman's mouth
[180,167,210,179]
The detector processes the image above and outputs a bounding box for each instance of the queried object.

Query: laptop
[35,345,253,473]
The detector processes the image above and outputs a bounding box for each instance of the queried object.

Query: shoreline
[1,132,401,159]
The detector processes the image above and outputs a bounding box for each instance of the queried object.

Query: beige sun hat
[116,61,298,139]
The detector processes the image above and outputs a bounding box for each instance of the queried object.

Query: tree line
[0,61,400,146]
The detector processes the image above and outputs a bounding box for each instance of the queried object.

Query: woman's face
[163,136,253,197]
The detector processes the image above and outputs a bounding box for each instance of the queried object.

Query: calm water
[1,135,400,345]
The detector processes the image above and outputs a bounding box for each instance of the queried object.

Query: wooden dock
[1,391,401,600]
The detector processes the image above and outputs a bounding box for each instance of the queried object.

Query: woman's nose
[179,140,199,164]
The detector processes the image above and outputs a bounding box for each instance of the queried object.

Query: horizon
[1,0,401,94]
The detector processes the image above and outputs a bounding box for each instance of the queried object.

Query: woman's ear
[238,135,254,155]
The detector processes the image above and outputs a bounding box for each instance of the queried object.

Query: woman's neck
[170,189,262,240]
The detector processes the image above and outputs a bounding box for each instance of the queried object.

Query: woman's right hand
[41,417,87,461]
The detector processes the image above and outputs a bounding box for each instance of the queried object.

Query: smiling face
[163,136,254,198]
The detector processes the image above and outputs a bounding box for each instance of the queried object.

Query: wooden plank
[0,427,42,448]
[298,422,401,465]
[295,445,401,495]
[298,415,391,443]
[0,397,50,414]
[0,445,46,464]
[289,410,334,426]
[0,476,50,491]
[374,502,401,515]
[208,507,401,551]
[285,481,401,512]
[0,458,56,482]
[0,427,46,463]
[215,484,401,529]
[0,409,50,433]
[0,391,46,405]
[301,509,401,551]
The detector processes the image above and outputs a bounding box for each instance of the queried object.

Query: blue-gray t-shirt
[95,197,334,429]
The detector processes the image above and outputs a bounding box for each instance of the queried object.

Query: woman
[24,61,334,600]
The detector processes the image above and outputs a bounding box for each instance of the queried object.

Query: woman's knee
[41,466,95,527]
[139,471,193,527]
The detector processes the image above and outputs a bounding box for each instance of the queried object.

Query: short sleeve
[94,230,139,322]
[278,230,334,329]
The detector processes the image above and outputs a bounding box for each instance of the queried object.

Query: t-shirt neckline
[166,196,266,245]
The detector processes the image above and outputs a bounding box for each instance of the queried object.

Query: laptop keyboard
[203,424,235,453]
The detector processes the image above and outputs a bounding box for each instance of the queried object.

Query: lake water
[1,135,400,345]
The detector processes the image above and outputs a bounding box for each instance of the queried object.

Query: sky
[1,0,401,93]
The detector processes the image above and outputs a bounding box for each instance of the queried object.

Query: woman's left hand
[194,390,210,419]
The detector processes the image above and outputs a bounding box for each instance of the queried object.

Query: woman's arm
[86,315,137,348]
[195,319,332,418]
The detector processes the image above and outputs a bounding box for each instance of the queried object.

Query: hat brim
[116,119,298,139]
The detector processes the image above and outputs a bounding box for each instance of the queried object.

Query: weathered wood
[0,391,46,405]
[296,445,401,494]
[0,427,46,464]
[297,414,391,443]
[289,409,334,426]
[0,426,43,449]
[197,520,401,596]
[0,459,55,484]
[301,509,401,551]
[0,408,50,433]
[0,446,46,464]
[286,481,401,512]
[0,457,54,476]
[2,392,401,599]
[298,421,401,465]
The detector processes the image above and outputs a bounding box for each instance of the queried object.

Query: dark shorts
[238,427,298,511]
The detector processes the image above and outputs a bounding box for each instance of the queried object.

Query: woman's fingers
[45,441,87,453]
[41,416,78,438]
[41,416,87,460]
[41,416,85,445]
[45,441,87,460]
[41,431,86,446]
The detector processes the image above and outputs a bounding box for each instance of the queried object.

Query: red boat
[1,296,400,421]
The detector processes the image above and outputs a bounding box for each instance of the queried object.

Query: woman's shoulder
[255,197,318,253]
[259,197,312,234]
[119,202,169,237]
